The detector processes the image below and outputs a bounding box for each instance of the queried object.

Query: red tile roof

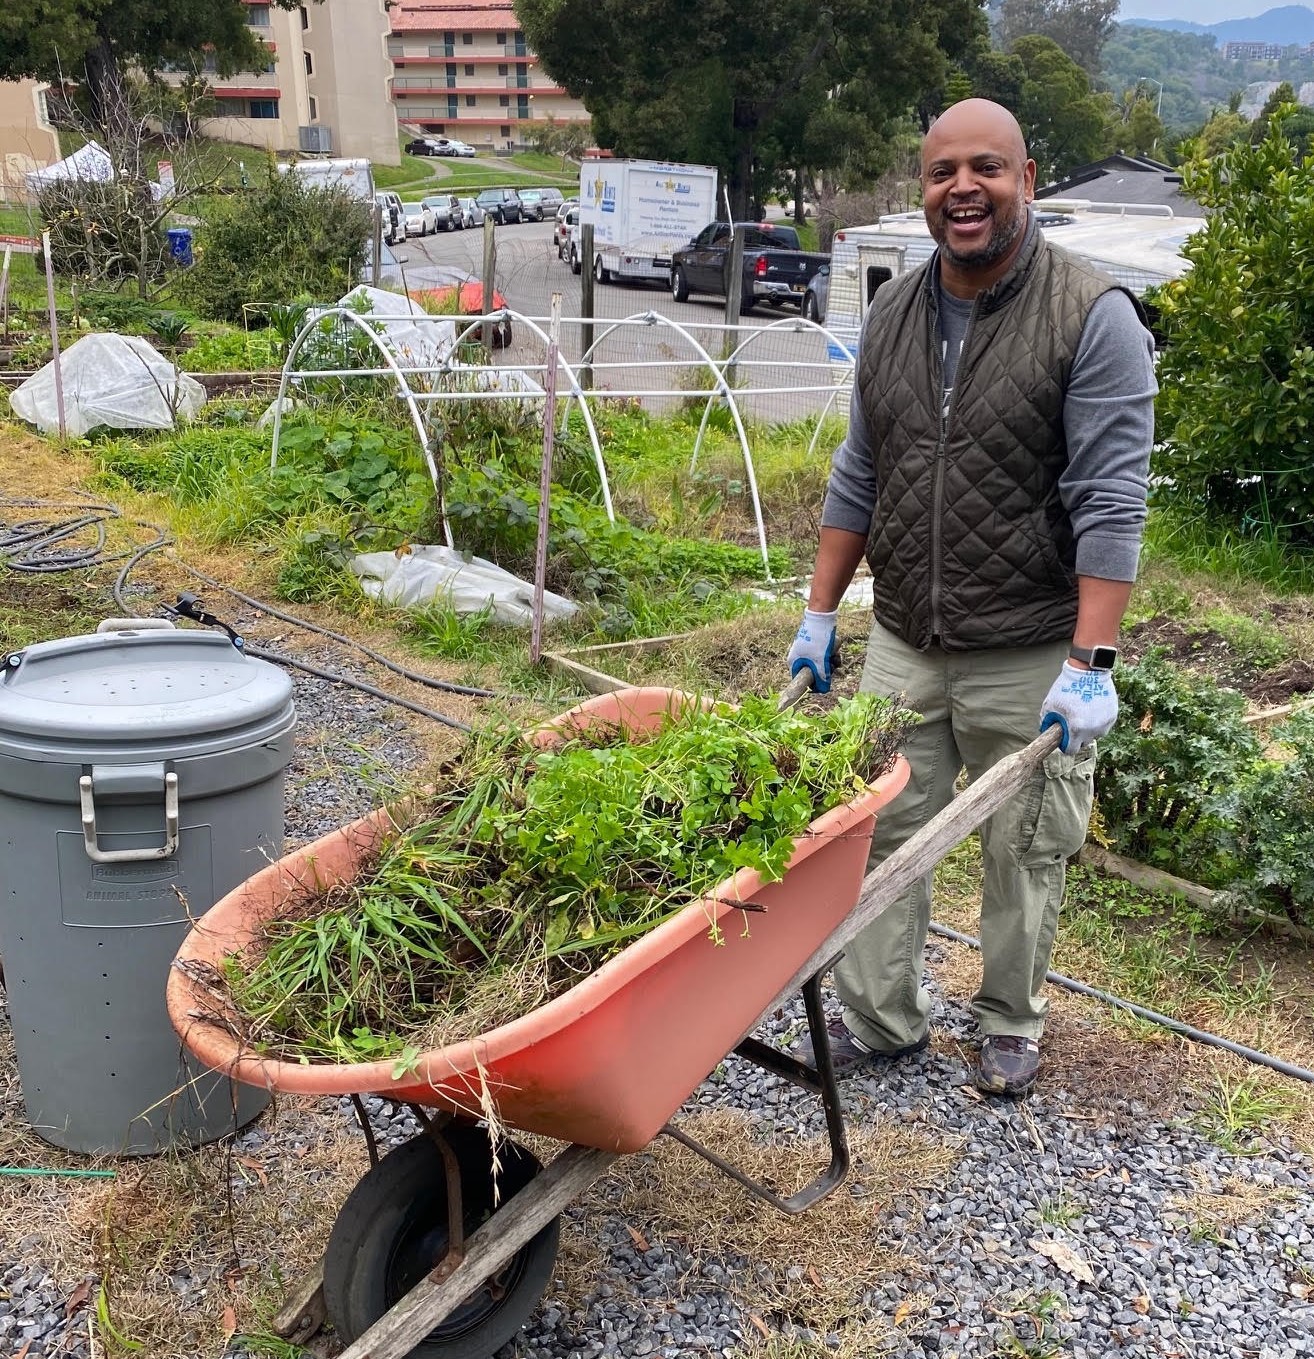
[391,3,519,33]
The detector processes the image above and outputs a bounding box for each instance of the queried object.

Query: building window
[249,99,279,118]
[303,51,313,75]
[299,4,309,28]
[462,32,473,44]
[500,125,510,137]
[246,4,271,27]
[498,94,509,106]
[465,94,476,107]
[213,97,245,117]
[496,31,506,43]
[387,38,404,57]
[498,63,507,75]
[464,63,474,75]
[308,95,318,119]
[447,95,458,117]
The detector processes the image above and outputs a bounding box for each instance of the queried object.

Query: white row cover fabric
[351,545,579,627]
[8,333,207,437]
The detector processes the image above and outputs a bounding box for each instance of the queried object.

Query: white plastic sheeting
[329,285,456,372]
[351,545,579,627]
[8,333,207,437]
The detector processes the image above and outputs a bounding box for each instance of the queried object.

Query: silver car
[458,196,485,228]
[422,194,463,232]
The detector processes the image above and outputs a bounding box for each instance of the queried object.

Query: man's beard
[935,199,1025,269]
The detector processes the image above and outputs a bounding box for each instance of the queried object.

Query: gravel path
[3,653,1313,1359]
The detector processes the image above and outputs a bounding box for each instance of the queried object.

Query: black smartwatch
[1069,643,1118,671]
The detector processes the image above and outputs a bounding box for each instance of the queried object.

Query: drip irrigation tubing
[1,495,481,731]
[928,921,1314,1085]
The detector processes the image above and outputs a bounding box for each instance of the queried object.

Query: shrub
[1094,650,1261,879]
[1153,110,1314,551]
[1216,709,1314,930]
[175,162,372,322]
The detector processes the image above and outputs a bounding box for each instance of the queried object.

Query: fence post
[579,223,595,390]
[530,293,563,666]
[481,216,496,351]
[41,231,66,440]
[723,224,746,386]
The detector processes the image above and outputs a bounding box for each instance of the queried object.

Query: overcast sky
[1118,1,1289,22]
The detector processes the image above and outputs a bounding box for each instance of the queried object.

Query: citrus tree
[1151,109,1314,551]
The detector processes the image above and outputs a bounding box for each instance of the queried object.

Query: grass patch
[1145,507,1314,594]
[1193,1071,1300,1154]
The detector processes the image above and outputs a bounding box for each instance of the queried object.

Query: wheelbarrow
[167,686,1060,1359]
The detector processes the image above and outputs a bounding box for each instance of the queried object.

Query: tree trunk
[82,32,129,142]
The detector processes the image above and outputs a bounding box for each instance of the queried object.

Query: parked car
[422,193,463,231]
[401,201,436,237]
[374,190,406,245]
[446,140,477,158]
[802,263,829,322]
[458,196,485,228]
[555,204,580,259]
[409,267,513,348]
[475,187,523,224]
[516,186,565,222]
[405,137,453,157]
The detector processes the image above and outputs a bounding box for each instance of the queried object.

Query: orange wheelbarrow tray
[168,686,908,1153]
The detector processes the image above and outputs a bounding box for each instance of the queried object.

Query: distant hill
[1123,5,1314,45]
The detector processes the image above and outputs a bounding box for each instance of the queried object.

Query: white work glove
[787,607,839,694]
[1039,662,1118,753]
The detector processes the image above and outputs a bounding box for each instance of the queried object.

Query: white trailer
[823,201,1204,356]
[579,158,719,285]
[278,157,376,202]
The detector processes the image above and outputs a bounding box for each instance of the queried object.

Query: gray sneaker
[976,1035,1040,1096]
[791,1018,929,1079]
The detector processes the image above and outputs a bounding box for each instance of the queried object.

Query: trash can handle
[95,618,176,633]
[79,771,180,863]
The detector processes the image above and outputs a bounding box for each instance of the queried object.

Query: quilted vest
[857,227,1126,651]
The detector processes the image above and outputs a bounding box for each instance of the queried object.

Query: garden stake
[41,230,65,439]
[481,215,496,351]
[531,294,562,665]
[1,245,10,340]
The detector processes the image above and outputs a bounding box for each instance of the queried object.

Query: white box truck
[579,157,719,285]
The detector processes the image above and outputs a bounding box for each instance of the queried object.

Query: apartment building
[1222,41,1286,60]
[388,0,589,151]
[189,0,399,164]
[0,81,61,200]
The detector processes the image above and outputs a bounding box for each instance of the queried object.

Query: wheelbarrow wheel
[322,1121,559,1358]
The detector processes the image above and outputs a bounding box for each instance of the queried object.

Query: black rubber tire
[595,254,610,284]
[569,247,581,276]
[671,267,689,302]
[802,292,819,322]
[322,1124,558,1359]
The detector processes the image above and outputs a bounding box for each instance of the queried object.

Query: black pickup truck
[670,221,830,313]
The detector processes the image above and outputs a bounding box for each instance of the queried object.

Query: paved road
[398,218,848,420]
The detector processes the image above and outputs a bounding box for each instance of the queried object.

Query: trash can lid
[0,625,295,761]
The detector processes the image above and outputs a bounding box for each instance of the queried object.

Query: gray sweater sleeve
[1061,289,1156,582]
[820,289,1157,581]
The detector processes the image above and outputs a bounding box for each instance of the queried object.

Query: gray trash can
[0,620,296,1155]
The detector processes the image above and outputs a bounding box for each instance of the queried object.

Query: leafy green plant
[268,300,312,359]
[1153,110,1314,557]
[174,160,371,322]
[1215,709,1314,929]
[1094,650,1261,878]
[182,327,280,373]
[150,311,191,349]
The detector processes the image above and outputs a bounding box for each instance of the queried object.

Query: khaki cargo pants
[834,622,1095,1052]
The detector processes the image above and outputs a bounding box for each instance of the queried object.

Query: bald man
[787,100,1157,1096]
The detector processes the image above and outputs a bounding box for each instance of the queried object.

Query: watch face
[1090,645,1118,670]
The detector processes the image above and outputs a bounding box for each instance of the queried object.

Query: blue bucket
[166,227,194,268]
